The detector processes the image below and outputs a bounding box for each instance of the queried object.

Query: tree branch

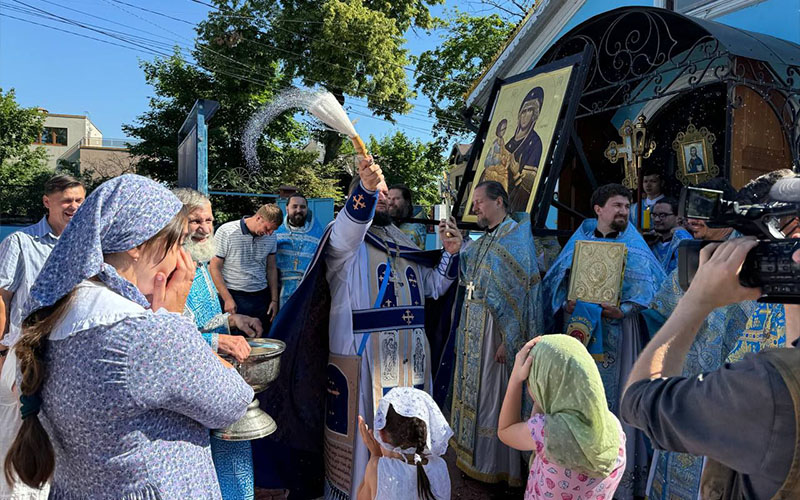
[469,0,526,21]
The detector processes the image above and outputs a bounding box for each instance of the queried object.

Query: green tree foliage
[414,10,514,140]
[367,131,447,207]
[0,88,51,220]
[126,0,445,218]
[198,0,442,162]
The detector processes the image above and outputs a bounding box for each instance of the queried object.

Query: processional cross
[604,115,656,230]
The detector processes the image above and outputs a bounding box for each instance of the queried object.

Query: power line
[40,0,462,125]
[100,0,464,126]
[0,6,279,88]
[109,0,195,26]
[0,15,436,136]
[9,0,174,57]
[4,2,455,134]
[0,12,169,57]
[101,0,272,84]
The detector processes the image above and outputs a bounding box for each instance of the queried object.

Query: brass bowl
[224,338,286,393]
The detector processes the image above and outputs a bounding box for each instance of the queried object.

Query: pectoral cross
[465,281,476,301]
[293,257,299,271]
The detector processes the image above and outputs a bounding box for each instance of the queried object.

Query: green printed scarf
[527,334,620,476]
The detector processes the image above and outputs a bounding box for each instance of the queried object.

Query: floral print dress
[525,414,626,500]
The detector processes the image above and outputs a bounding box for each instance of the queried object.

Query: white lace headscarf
[373,388,453,459]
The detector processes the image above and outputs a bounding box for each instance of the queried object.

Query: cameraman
[621,237,800,498]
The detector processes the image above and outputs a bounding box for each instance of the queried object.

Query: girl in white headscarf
[356,388,452,500]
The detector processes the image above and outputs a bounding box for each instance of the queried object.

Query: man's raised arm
[327,157,384,269]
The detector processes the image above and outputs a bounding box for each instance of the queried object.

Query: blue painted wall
[275,198,335,228]
[714,0,800,43]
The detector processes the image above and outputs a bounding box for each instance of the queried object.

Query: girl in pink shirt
[498,335,626,500]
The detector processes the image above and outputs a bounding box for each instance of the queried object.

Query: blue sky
[4,1,794,149]
[0,0,474,144]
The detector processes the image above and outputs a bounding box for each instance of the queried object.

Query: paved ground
[254,448,524,499]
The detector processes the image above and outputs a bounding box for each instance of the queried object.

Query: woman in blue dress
[4,175,253,499]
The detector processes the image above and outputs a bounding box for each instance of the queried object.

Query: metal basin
[211,400,277,441]
[224,338,286,393]
[213,338,286,441]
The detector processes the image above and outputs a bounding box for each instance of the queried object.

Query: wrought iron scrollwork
[544,9,733,117]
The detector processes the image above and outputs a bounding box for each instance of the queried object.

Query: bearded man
[450,181,543,487]
[175,189,263,347]
[172,188,264,500]
[275,193,323,307]
[387,184,426,249]
[258,157,462,500]
[543,183,664,499]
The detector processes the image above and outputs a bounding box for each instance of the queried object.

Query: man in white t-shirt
[209,203,283,330]
[631,169,665,230]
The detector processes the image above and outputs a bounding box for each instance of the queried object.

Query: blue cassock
[650,228,693,275]
[542,219,664,411]
[275,212,324,307]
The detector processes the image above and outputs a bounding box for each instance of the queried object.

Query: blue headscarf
[23,174,182,318]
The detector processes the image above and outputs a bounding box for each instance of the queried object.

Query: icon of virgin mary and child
[479,87,544,213]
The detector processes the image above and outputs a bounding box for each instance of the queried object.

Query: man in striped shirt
[209,203,283,331]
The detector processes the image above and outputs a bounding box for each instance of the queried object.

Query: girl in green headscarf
[498,335,626,499]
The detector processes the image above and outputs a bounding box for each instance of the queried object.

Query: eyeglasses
[650,212,674,219]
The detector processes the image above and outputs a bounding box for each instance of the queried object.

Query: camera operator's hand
[684,237,762,312]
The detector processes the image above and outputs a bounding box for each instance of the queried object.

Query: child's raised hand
[511,337,541,384]
[358,416,383,458]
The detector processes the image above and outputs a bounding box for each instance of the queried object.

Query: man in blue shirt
[0,174,85,349]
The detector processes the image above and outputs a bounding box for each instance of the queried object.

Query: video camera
[677,179,800,303]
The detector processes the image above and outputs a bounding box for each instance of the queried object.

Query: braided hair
[382,404,435,500]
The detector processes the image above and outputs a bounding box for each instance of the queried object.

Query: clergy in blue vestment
[275,194,324,307]
[646,197,693,274]
[175,188,264,500]
[542,183,664,500]
[450,181,544,486]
